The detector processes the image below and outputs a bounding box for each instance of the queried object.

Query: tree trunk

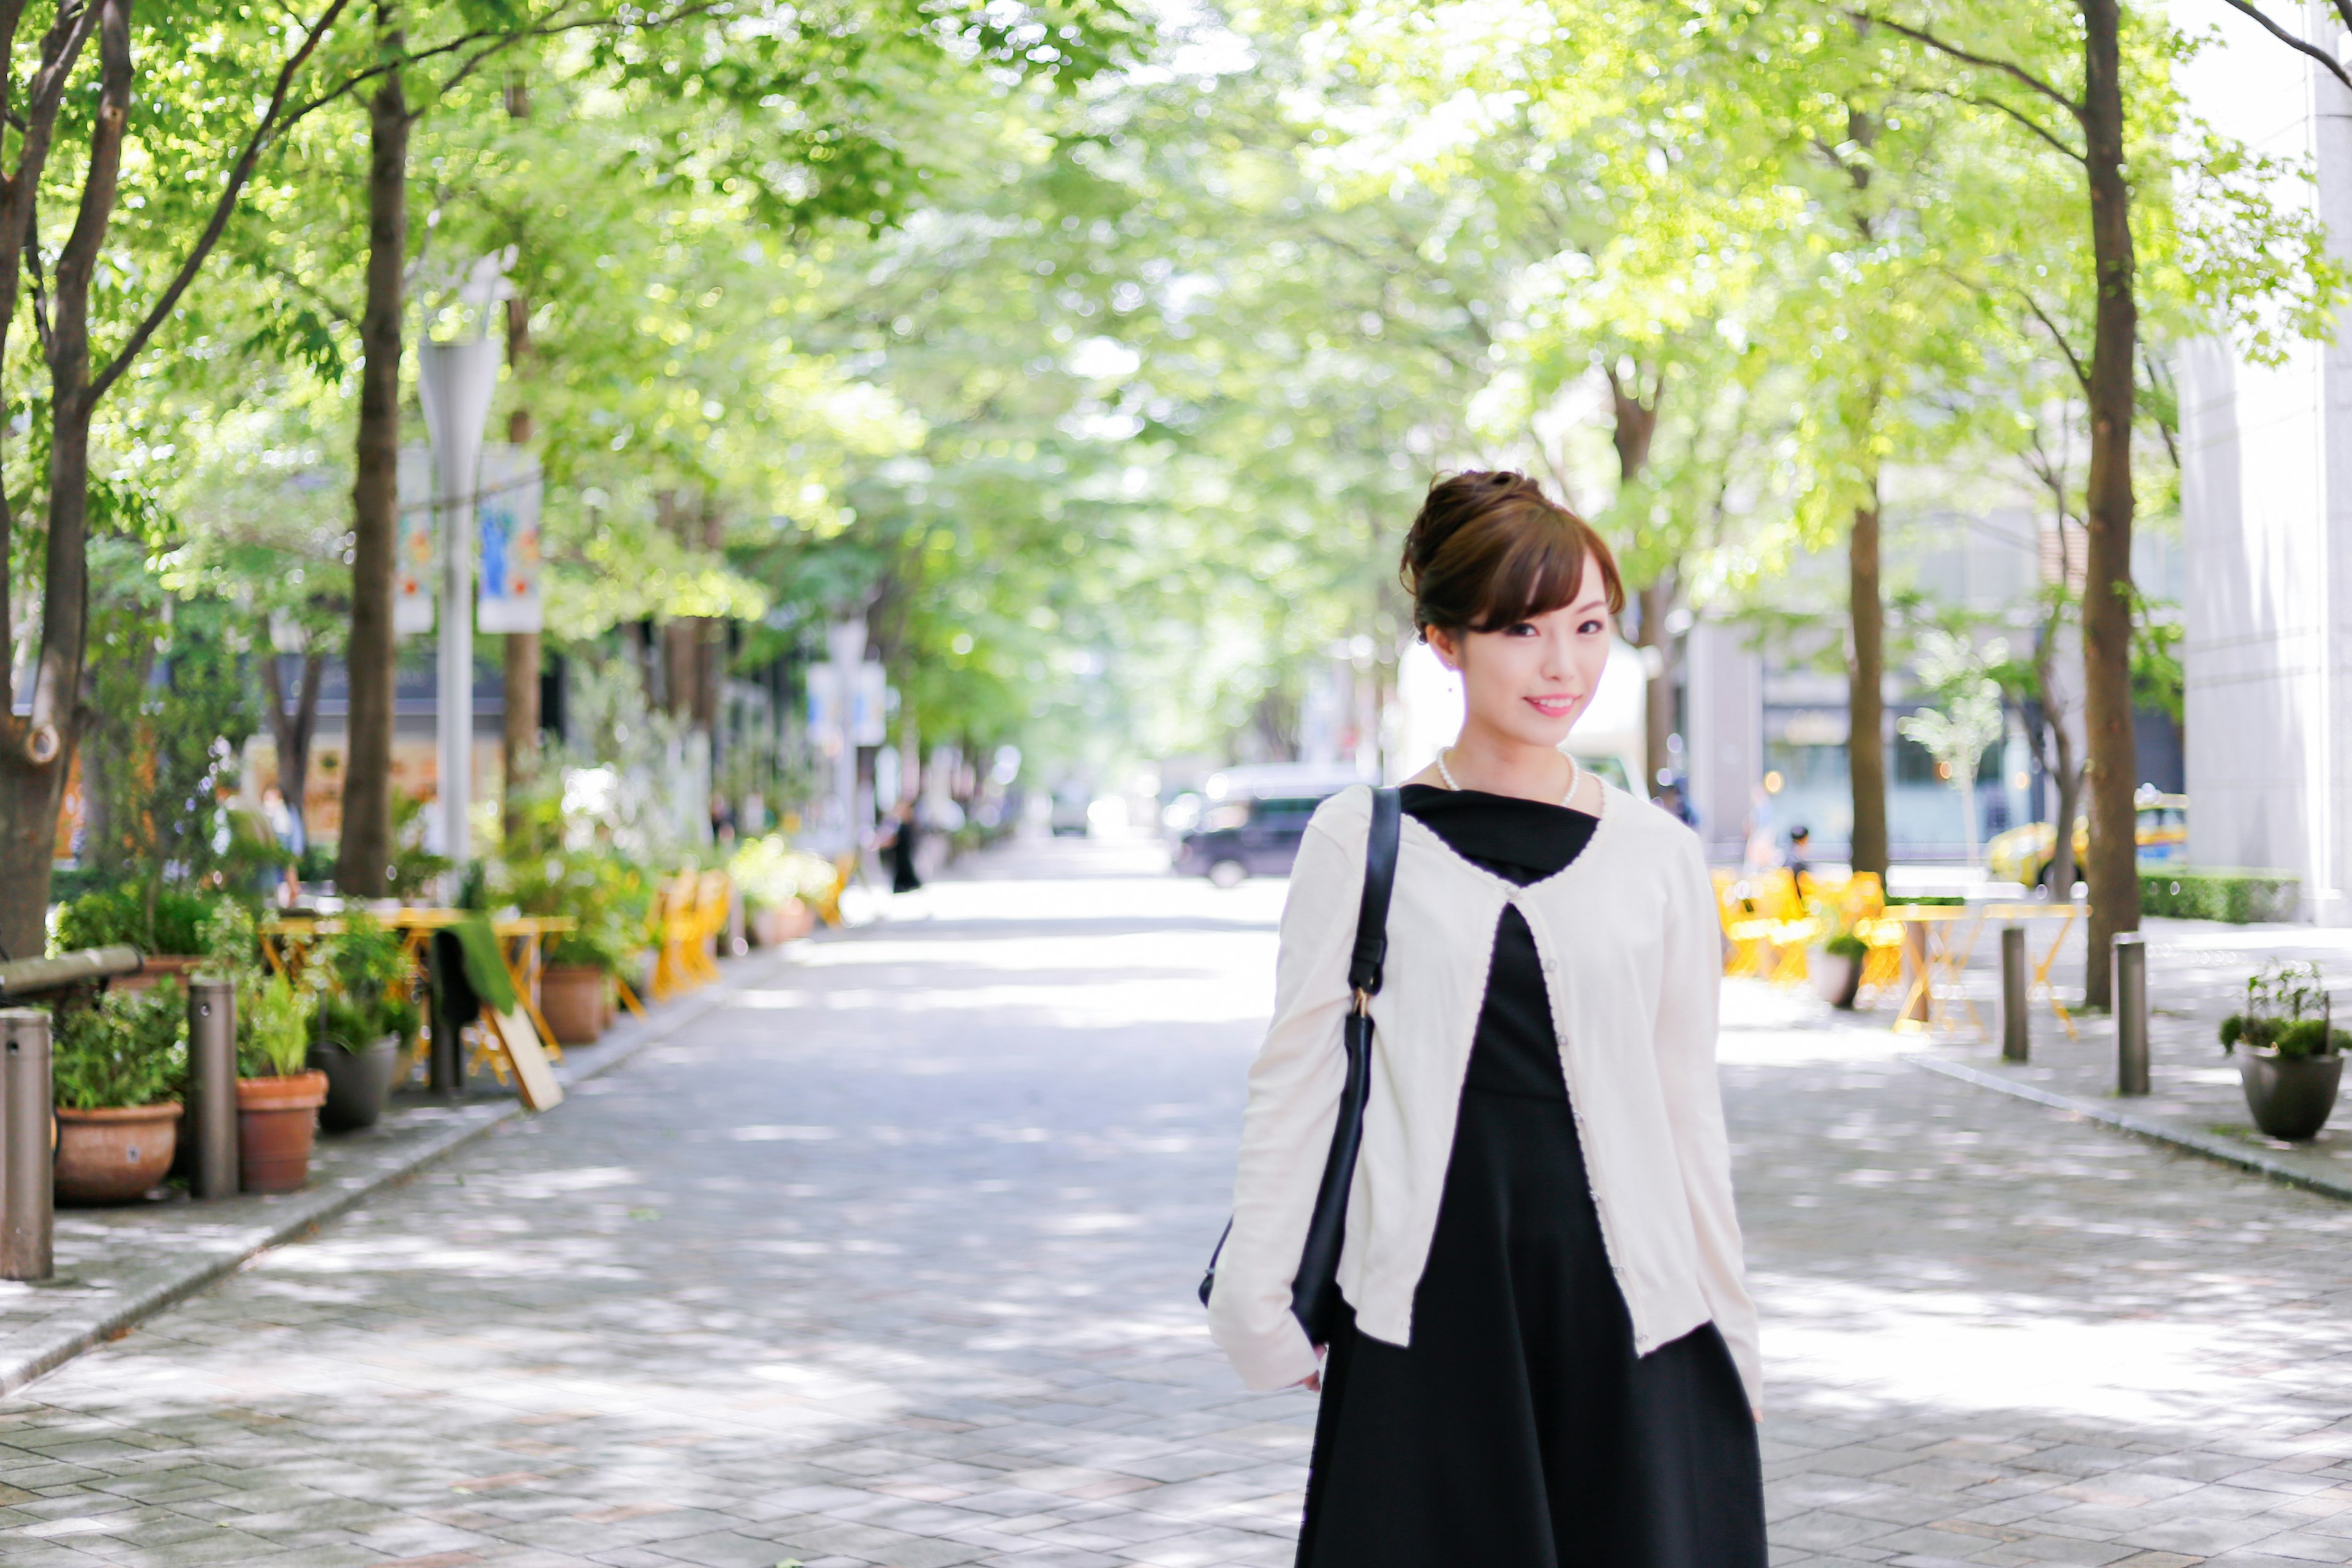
[1847,488,1888,881]
[2079,0,2141,1009]
[0,0,131,959]
[1605,363,1673,796]
[1635,578,1676,796]
[337,31,409,897]
[1853,491,1891,884]
[693,500,723,742]
[263,645,325,850]
[2034,616,2083,899]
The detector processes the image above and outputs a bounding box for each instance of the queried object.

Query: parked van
[1172,764,1367,886]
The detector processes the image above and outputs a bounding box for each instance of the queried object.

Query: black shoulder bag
[1199,786,1401,1348]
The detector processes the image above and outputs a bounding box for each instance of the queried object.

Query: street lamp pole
[418,333,500,870]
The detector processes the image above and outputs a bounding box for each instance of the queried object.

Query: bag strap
[1347,787,1401,1009]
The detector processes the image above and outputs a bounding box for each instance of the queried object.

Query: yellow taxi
[1986,791,2187,889]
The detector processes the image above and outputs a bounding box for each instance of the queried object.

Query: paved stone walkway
[5,835,2352,1567]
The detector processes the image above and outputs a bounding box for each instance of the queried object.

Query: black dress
[1295,786,1765,1568]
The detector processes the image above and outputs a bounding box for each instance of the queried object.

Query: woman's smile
[1525,693,1581,719]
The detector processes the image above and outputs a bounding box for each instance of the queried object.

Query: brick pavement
[2,836,2351,1566]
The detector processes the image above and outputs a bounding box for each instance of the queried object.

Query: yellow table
[1883,901,2081,1039]
[1978,902,2082,1039]
[260,910,579,1069]
[1884,906,1978,1036]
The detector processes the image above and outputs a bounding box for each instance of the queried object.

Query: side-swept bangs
[1400,473,1626,636]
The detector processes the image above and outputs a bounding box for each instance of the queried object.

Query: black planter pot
[308,1036,403,1132]
[2238,1050,2343,1142]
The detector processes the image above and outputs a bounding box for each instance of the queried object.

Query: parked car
[1986,791,2188,889]
[1172,766,1366,886]
[1048,788,1092,837]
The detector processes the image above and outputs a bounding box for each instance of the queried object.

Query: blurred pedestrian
[1786,824,1812,890]
[884,799,923,894]
[1208,470,1765,1567]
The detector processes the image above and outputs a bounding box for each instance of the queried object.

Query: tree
[0,1,366,958]
[1833,1,2337,1001]
[1899,630,2007,866]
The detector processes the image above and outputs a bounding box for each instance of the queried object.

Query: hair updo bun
[1400,470,1625,637]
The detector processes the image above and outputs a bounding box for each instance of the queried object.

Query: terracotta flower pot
[55,1103,182,1205]
[2239,1050,2343,1142]
[308,1037,403,1132]
[757,898,813,944]
[541,964,608,1045]
[236,1070,329,1193]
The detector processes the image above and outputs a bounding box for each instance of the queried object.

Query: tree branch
[23,192,49,358]
[1925,83,2086,163]
[2015,288,2091,394]
[88,0,356,405]
[1848,9,2083,117]
[2216,0,2352,92]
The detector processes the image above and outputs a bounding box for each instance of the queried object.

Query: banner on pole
[475,446,544,633]
[851,662,889,747]
[806,662,843,750]
[393,447,435,635]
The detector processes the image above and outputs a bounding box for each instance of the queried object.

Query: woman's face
[1428,555,1613,750]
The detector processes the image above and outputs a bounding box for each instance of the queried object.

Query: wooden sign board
[489,1008,564,1112]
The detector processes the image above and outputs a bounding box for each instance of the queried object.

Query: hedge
[2139,869,2301,924]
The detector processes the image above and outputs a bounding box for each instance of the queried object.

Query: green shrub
[1885,894,1966,907]
[51,884,221,956]
[2222,1014,2348,1059]
[1823,931,1869,961]
[50,983,187,1110]
[2141,869,2300,923]
[500,850,652,976]
[314,913,420,1053]
[727,836,839,910]
[240,973,314,1079]
[2221,959,2342,1058]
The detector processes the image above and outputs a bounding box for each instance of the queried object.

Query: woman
[1207,471,1765,1566]
[886,799,924,894]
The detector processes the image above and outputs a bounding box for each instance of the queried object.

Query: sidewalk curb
[0,954,785,1399]
[1903,1052,2352,1205]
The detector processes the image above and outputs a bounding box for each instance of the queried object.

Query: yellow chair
[1752,869,1820,986]
[1838,872,1906,1000]
[685,869,731,985]
[1714,872,1776,978]
[810,852,857,927]
[649,870,701,1001]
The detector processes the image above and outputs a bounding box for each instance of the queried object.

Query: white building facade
[2178,6,2352,924]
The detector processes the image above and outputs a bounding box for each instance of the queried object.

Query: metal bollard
[0,1009,53,1280]
[186,979,240,1199]
[2115,933,2150,1096]
[2001,924,2030,1063]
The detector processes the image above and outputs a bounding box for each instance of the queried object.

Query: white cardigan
[1207,781,1762,1412]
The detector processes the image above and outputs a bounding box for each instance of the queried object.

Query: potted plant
[500,848,650,1044]
[48,982,186,1205]
[202,902,329,1191]
[308,913,419,1131]
[1812,931,1868,1010]
[729,836,827,946]
[53,883,221,992]
[2220,960,2347,1142]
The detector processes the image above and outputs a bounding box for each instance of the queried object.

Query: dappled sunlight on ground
[7,839,2352,1565]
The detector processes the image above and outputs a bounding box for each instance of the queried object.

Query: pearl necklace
[1436,746,1581,807]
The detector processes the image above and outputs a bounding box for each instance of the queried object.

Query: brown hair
[1399,470,1625,637]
